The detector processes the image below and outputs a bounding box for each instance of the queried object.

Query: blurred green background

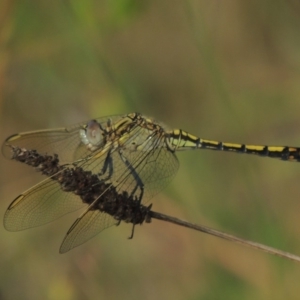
[1,0,300,299]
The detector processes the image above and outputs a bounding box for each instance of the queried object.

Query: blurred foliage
[1,0,300,299]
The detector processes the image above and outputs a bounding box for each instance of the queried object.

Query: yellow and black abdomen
[166,129,300,162]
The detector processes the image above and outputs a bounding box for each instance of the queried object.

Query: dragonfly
[3,112,300,254]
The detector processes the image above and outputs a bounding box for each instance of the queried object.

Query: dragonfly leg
[118,150,145,201]
[128,224,136,239]
[98,149,114,180]
[128,201,151,239]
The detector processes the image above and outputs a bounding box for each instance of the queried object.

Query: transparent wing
[75,124,180,202]
[3,113,180,250]
[3,114,179,203]
[110,147,179,202]
[59,209,117,253]
[1,114,127,163]
[2,114,126,232]
[3,174,86,231]
[121,145,179,201]
[58,127,179,252]
[121,121,179,195]
[2,128,83,164]
[57,131,179,251]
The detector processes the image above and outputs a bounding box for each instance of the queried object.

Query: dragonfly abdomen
[218,143,300,161]
[167,129,300,162]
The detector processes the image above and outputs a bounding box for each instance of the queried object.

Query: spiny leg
[97,148,114,180]
[118,149,145,199]
[118,149,145,239]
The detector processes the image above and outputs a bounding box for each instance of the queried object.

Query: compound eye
[86,120,102,146]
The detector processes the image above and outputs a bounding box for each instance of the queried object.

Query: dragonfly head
[80,120,103,151]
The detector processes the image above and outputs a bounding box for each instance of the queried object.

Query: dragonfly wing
[59,209,117,253]
[2,128,82,163]
[4,175,86,231]
[129,147,179,200]
[108,130,179,202]
[2,115,129,164]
